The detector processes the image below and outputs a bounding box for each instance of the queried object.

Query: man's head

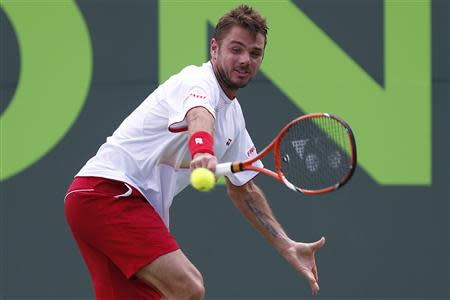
[210,5,268,98]
[214,4,268,48]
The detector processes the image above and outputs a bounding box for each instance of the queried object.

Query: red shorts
[64,176,179,300]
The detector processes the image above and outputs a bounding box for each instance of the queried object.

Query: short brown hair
[214,5,268,47]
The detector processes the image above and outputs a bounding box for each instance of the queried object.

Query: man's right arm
[186,107,217,171]
[186,107,215,136]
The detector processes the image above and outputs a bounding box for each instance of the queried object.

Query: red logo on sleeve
[246,146,256,157]
[189,93,206,99]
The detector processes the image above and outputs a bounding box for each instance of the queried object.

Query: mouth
[234,69,250,77]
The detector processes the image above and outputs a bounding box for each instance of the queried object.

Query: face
[210,25,265,98]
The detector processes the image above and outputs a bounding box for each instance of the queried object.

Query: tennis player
[65,5,325,299]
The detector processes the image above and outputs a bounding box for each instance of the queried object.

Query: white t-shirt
[77,61,263,227]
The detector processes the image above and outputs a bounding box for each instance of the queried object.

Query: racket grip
[215,162,233,176]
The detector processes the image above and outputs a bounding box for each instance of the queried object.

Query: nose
[239,52,250,65]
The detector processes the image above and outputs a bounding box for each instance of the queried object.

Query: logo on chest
[226,138,232,146]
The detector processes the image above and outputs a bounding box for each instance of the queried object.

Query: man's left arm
[226,178,325,296]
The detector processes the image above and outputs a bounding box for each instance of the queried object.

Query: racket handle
[215,162,233,176]
[215,162,243,176]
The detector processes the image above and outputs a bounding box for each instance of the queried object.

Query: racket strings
[278,115,354,191]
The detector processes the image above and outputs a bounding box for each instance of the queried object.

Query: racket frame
[216,113,357,194]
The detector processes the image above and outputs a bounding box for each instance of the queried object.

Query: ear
[210,38,218,61]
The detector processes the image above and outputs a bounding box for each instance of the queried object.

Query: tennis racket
[215,113,357,194]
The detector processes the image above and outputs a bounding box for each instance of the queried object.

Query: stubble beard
[216,62,250,92]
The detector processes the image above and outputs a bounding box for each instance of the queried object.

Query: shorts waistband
[68,176,142,198]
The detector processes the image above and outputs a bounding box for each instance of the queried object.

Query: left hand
[281,237,326,296]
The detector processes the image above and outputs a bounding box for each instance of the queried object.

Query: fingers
[312,263,319,282]
[190,153,217,172]
[304,270,320,296]
[308,237,325,283]
[311,236,326,250]
[206,157,217,173]
[311,280,320,296]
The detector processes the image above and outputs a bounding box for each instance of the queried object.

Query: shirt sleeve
[167,83,218,132]
[220,128,263,186]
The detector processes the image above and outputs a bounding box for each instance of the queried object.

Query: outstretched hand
[282,237,326,296]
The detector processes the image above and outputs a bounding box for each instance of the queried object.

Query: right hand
[190,153,217,173]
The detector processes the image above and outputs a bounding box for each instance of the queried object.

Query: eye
[251,51,262,59]
[231,47,241,54]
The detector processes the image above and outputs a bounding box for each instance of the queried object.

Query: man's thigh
[136,249,204,298]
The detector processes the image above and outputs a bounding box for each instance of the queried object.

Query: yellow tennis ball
[191,168,216,192]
